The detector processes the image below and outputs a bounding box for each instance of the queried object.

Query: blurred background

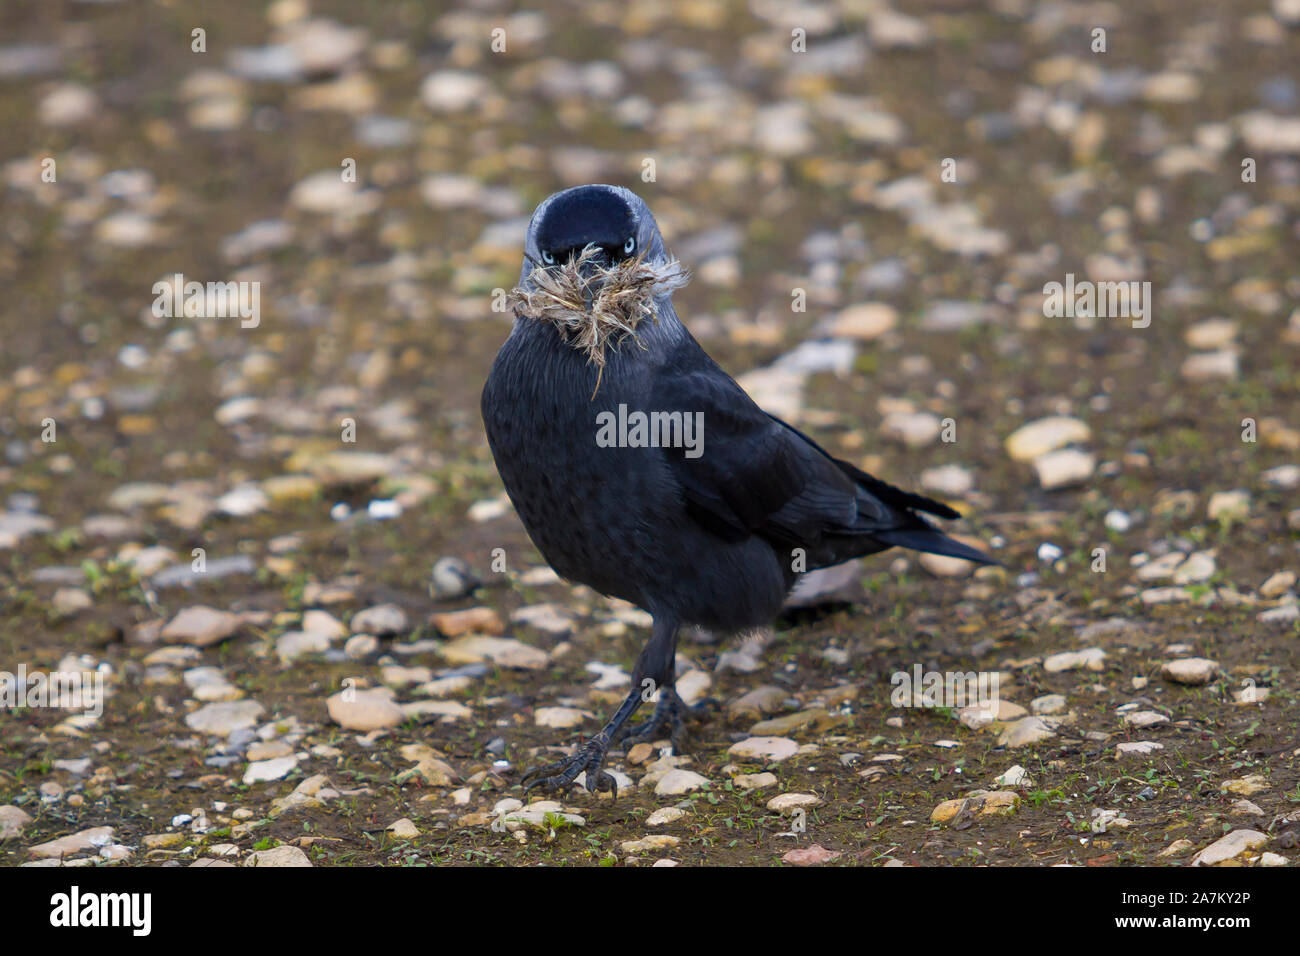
[1,0,1299,866]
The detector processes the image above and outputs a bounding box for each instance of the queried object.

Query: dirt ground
[1,0,1298,868]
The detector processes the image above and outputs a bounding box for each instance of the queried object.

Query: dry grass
[509,245,689,387]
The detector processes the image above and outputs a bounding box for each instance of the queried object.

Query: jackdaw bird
[482,184,994,795]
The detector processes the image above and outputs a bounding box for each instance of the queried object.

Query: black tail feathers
[872,526,1001,566]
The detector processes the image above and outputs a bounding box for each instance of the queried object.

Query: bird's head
[510,185,688,370]
[531,183,651,270]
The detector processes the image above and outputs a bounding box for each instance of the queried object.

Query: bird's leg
[520,687,640,796]
[612,619,713,752]
[615,685,715,753]
[521,614,679,797]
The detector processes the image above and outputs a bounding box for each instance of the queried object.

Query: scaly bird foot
[521,736,618,797]
[616,689,717,752]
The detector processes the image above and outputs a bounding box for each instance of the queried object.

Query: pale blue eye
[623,237,636,254]
[541,250,556,264]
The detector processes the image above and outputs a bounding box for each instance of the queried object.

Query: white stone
[1190,830,1267,866]
[881,411,942,448]
[534,707,592,729]
[243,756,298,784]
[350,604,407,636]
[654,769,709,796]
[185,700,265,735]
[1005,416,1091,462]
[243,845,313,867]
[920,464,973,497]
[646,807,687,826]
[1122,711,1169,728]
[276,630,331,663]
[420,70,489,112]
[1033,449,1096,490]
[996,717,1057,747]
[727,736,799,762]
[162,606,242,647]
[1207,490,1250,521]
[993,765,1032,787]
[1172,551,1216,584]
[767,792,822,813]
[1160,658,1219,685]
[326,687,404,731]
[1031,694,1067,715]
[1116,741,1164,756]
[0,805,33,839]
[387,818,419,839]
[1043,648,1106,672]
[1260,570,1295,598]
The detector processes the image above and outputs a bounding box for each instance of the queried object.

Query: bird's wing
[653,335,971,555]
[649,329,1000,568]
[657,369,814,544]
[652,344,877,548]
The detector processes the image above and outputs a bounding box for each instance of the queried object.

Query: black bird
[482,184,995,795]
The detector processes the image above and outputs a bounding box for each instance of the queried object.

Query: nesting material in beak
[509,244,690,389]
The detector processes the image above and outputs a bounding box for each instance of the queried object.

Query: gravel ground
[1,0,1299,868]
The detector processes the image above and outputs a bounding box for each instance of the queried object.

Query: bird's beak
[575,248,609,281]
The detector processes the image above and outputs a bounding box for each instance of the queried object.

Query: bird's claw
[617,691,716,751]
[521,738,618,797]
